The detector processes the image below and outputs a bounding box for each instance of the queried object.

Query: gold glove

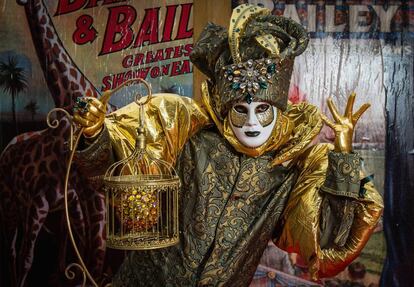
[73,92,110,138]
[321,92,370,153]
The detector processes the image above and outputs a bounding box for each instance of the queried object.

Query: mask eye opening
[255,103,270,113]
[233,104,248,114]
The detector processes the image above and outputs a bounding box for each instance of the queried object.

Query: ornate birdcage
[103,79,180,250]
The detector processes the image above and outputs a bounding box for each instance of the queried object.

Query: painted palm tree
[24,100,39,121]
[0,56,28,131]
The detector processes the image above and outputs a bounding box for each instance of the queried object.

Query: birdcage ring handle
[133,78,153,106]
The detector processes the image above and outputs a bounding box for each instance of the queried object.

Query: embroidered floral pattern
[321,152,361,199]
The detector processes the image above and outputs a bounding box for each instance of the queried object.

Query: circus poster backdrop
[0,0,194,151]
[0,0,413,286]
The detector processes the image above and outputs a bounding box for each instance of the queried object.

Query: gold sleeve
[74,125,115,176]
[105,94,212,166]
[274,143,384,279]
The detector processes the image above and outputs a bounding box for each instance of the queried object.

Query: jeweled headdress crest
[191,4,309,120]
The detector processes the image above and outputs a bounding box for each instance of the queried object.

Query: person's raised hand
[321,92,370,153]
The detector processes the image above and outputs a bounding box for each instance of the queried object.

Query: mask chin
[229,102,277,148]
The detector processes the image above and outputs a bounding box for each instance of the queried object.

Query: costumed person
[73,4,383,286]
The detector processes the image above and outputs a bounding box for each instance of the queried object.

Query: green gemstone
[246,94,253,104]
[259,82,268,89]
[267,63,276,73]
[232,82,240,90]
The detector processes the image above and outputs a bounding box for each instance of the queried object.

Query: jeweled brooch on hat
[222,58,276,104]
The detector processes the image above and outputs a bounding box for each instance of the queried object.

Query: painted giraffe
[0,1,111,286]
[19,0,98,108]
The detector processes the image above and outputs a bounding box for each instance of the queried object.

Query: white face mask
[229,101,277,148]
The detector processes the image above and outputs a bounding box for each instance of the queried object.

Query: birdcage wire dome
[103,79,180,250]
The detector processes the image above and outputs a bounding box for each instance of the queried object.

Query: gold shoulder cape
[104,93,211,166]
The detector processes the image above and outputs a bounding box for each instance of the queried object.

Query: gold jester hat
[190,4,309,120]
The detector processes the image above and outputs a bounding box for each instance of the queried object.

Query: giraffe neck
[23,0,98,109]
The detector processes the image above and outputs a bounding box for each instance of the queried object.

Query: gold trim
[255,35,281,58]
[106,235,179,250]
[104,175,180,187]
[228,4,270,63]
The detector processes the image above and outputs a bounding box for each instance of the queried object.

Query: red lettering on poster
[146,51,155,63]
[176,3,193,40]
[164,47,174,59]
[183,43,193,56]
[162,4,178,42]
[72,14,97,44]
[150,66,160,78]
[153,49,164,62]
[55,0,127,16]
[85,0,126,9]
[100,5,137,55]
[122,55,133,68]
[102,75,112,91]
[170,61,181,76]
[162,64,170,76]
[173,45,183,58]
[181,59,191,74]
[55,0,86,16]
[133,7,160,47]
[133,54,145,66]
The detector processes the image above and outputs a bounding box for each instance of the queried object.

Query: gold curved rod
[46,108,74,151]
[64,126,102,287]
[47,110,104,286]
[65,263,87,287]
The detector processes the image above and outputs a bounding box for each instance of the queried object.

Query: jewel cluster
[120,188,158,232]
[223,58,276,104]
